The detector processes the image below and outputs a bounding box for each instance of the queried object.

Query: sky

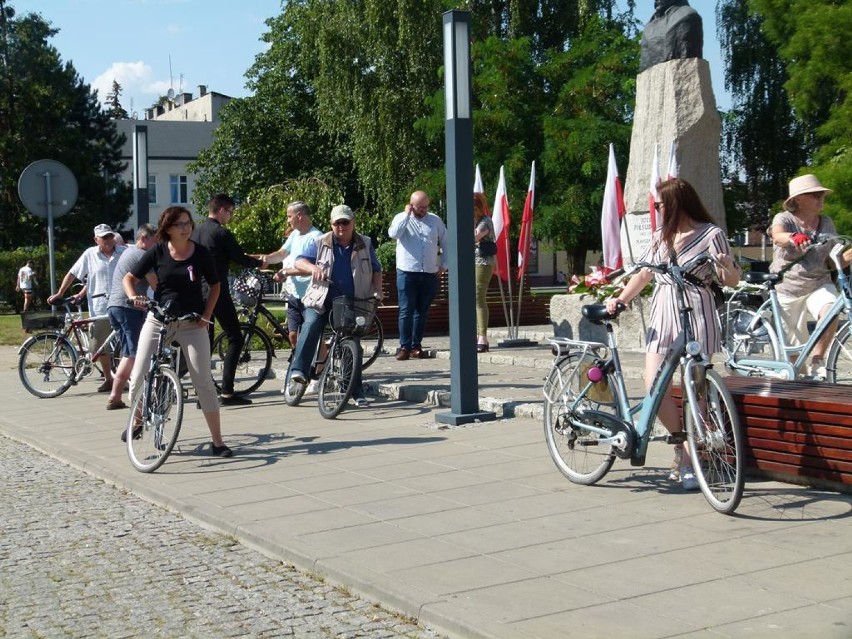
[11,0,731,115]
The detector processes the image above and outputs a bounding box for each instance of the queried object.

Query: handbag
[478,239,497,257]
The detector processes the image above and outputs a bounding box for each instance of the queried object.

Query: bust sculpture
[639,0,703,72]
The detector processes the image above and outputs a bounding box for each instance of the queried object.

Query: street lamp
[133,124,149,226]
[436,10,495,427]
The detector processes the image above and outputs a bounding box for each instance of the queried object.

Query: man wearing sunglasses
[291,205,383,407]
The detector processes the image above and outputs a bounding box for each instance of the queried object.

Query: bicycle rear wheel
[543,353,620,485]
[127,367,184,473]
[317,339,359,419]
[282,357,308,406]
[683,368,744,514]
[827,322,852,384]
[360,316,384,370]
[18,333,77,398]
[212,323,273,396]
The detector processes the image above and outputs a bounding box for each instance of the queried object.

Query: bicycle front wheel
[282,357,308,406]
[827,322,852,384]
[317,339,359,419]
[360,316,384,370]
[212,323,273,396]
[543,353,620,485]
[127,367,184,473]
[683,368,744,514]
[18,333,77,398]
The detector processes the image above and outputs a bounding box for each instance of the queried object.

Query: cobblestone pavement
[0,436,444,639]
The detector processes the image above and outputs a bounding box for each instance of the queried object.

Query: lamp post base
[435,411,497,426]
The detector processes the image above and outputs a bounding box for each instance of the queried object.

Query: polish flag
[601,145,625,270]
[667,140,679,179]
[648,142,661,232]
[492,166,511,281]
[517,162,535,280]
[474,164,491,216]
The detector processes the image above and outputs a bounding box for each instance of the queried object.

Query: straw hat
[784,174,832,210]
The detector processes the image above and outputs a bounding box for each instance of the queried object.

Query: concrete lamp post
[133,124,150,226]
[435,10,496,427]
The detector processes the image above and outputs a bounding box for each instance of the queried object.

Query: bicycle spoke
[127,368,184,473]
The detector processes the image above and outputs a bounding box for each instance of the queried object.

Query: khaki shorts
[777,284,838,346]
[90,317,113,354]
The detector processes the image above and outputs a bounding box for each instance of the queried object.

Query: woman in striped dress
[606,178,740,488]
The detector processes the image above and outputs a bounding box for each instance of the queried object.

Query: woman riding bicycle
[768,174,852,380]
[289,204,383,408]
[123,206,233,457]
[605,178,740,489]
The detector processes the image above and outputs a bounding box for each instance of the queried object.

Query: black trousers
[209,293,243,395]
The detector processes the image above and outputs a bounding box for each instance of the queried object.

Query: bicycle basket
[730,309,768,338]
[331,296,376,337]
[21,311,64,332]
[232,271,273,307]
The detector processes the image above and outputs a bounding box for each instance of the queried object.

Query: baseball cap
[330,205,354,223]
[94,224,115,238]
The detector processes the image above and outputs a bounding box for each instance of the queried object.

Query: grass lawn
[1,313,30,346]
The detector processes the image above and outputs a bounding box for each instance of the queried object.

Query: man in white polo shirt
[48,224,126,392]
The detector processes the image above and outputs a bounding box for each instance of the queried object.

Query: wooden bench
[376,271,549,338]
[676,377,852,492]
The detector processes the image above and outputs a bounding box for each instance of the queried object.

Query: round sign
[18,159,78,219]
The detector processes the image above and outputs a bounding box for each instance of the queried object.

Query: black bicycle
[284,296,377,419]
[213,269,384,396]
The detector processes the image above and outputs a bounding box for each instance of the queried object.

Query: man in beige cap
[768,174,852,378]
[48,223,126,392]
[289,205,383,407]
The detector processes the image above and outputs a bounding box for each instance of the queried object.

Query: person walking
[474,192,496,352]
[48,224,126,393]
[124,206,232,456]
[192,193,264,405]
[104,224,158,411]
[16,260,36,312]
[388,190,447,360]
[767,174,852,379]
[605,178,740,490]
[290,205,383,407]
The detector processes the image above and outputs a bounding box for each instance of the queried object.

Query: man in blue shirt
[388,191,448,360]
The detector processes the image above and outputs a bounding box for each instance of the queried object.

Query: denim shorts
[108,306,145,357]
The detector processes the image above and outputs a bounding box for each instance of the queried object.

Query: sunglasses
[332,219,351,227]
[654,202,664,211]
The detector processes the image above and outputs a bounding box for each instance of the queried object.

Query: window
[170,174,188,204]
[147,174,157,204]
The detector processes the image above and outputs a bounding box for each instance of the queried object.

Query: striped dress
[643,223,731,355]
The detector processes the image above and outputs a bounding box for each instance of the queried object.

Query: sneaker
[353,397,371,408]
[290,370,307,385]
[305,380,319,395]
[680,466,700,491]
[211,443,233,457]
[220,394,252,406]
[121,423,143,443]
[668,445,684,481]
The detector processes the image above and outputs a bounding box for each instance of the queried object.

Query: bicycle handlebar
[128,298,209,324]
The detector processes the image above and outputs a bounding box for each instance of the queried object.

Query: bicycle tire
[683,368,744,515]
[127,367,184,473]
[543,353,619,485]
[722,309,782,376]
[282,359,308,406]
[317,339,359,419]
[827,322,852,384]
[212,323,273,396]
[360,316,384,370]
[17,332,78,398]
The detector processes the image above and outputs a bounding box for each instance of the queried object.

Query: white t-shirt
[281,226,322,299]
[18,265,35,290]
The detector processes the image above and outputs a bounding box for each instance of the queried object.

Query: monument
[622,0,725,262]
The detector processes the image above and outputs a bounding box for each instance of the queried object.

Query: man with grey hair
[105,224,158,412]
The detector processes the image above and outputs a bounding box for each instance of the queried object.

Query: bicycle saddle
[744,272,782,285]
[581,304,619,324]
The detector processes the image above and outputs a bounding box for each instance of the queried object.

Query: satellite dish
[167,88,175,100]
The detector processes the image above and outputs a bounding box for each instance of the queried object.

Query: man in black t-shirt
[192,193,265,405]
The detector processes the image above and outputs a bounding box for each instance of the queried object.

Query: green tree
[104,79,128,120]
[0,1,131,251]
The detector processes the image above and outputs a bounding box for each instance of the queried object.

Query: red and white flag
[667,140,679,179]
[474,164,491,216]
[601,145,625,270]
[517,162,535,281]
[492,166,511,281]
[648,142,661,232]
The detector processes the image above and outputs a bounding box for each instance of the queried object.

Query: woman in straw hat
[768,174,852,379]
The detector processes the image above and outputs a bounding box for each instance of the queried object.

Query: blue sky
[12,0,730,114]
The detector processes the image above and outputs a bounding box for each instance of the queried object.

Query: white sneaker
[353,397,371,408]
[680,466,700,491]
[305,380,319,395]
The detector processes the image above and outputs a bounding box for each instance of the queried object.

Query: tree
[0,1,131,251]
[104,79,128,120]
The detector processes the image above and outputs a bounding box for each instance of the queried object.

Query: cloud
[90,60,177,112]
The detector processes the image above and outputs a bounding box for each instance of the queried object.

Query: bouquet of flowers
[568,265,652,303]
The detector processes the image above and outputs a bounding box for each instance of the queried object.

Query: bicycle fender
[18,332,72,354]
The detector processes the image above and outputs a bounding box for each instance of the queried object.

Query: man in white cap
[768,174,852,378]
[48,223,126,392]
[290,204,383,407]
